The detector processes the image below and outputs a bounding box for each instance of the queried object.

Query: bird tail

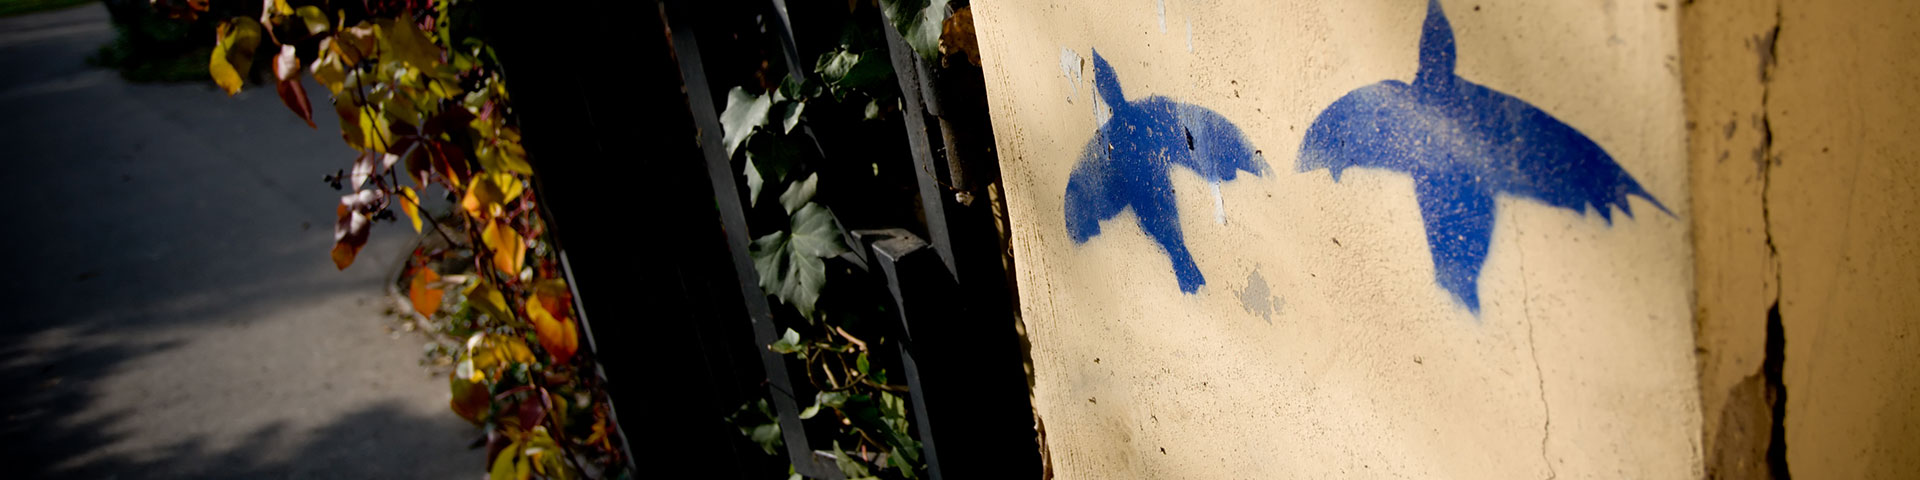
[1414,0,1456,90]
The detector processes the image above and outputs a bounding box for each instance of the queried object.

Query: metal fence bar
[659,1,840,477]
[878,9,959,275]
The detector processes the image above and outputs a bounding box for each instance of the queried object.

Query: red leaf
[429,140,471,187]
[273,46,314,128]
[330,189,381,270]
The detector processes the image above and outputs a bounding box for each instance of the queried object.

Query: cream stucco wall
[1757,0,1919,477]
[1688,0,1920,478]
[975,0,1701,478]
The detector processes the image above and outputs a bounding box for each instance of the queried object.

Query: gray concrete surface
[0,3,476,478]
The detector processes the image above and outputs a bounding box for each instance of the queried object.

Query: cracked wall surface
[974,0,1701,478]
[1690,0,1920,478]
[1765,0,1920,477]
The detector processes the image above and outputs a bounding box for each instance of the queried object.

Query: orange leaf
[481,219,525,275]
[408,267,443,317]
[527,283,578,362]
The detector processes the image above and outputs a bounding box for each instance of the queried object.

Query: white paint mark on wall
[1211,182,1225,224]
[1156,0,1167,33]
[1059,47,1084,102]
[1186,18,1194,52]
[1093,88,1112,125]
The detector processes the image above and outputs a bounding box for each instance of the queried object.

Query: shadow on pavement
[0,4,476,478]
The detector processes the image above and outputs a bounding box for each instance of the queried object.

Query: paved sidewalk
[0,3,474,478]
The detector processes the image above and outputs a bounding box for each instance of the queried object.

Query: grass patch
[0,0,96,17]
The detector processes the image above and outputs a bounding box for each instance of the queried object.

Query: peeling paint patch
[1237,269,1281,323]
[1060,47,1085,102]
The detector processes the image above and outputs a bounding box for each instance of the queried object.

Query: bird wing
[1064,134,1126,244]
[1166,101,1266,182]
[1414,169,1497,313]
[1454,81,1672,223]
[1298,81,1434,179]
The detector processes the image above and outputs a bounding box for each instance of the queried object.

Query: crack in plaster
[1756,4,1792,478]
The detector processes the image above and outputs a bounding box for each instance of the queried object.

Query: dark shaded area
[478,1,789,477]
[1764,301,1791,479]
[486,0,1040,478]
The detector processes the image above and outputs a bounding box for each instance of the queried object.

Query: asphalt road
[0,4,475,478]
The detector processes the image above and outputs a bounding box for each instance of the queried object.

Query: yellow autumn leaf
[461,173,522,218]
[463,280,511,324]
[210,17,262,95]
[377,12,442,70]
[357,107,393,152]
[309,39,346,95]
[481,219,526,276]
[398,186,422,233]
[489,442,528,480]
[333,23,377,66]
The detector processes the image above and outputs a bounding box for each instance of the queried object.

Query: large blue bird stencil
[1298,0,1672,313]
[1065,49,1267,293]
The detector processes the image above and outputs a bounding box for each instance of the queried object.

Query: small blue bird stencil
[1298,0,1672,313]
[1065,49,1267,293]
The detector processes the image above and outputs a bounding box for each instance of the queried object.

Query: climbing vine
[718,1,972,478]
[156,0,625,478]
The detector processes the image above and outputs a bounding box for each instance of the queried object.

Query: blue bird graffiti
[1298,0,1672,313]
[1065,49,1267,293]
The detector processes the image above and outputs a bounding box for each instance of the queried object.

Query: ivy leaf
[814,48,859,84]
[880,0,950,63]
[750,203,848,319]
[210,17,263,95]
[743,132,801,206]
[720,87,771,157]
[770,328,804,354]
[778,173,819,215]
[408,265,443,317]
[816,48,893,94]
[779,101,805,134]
